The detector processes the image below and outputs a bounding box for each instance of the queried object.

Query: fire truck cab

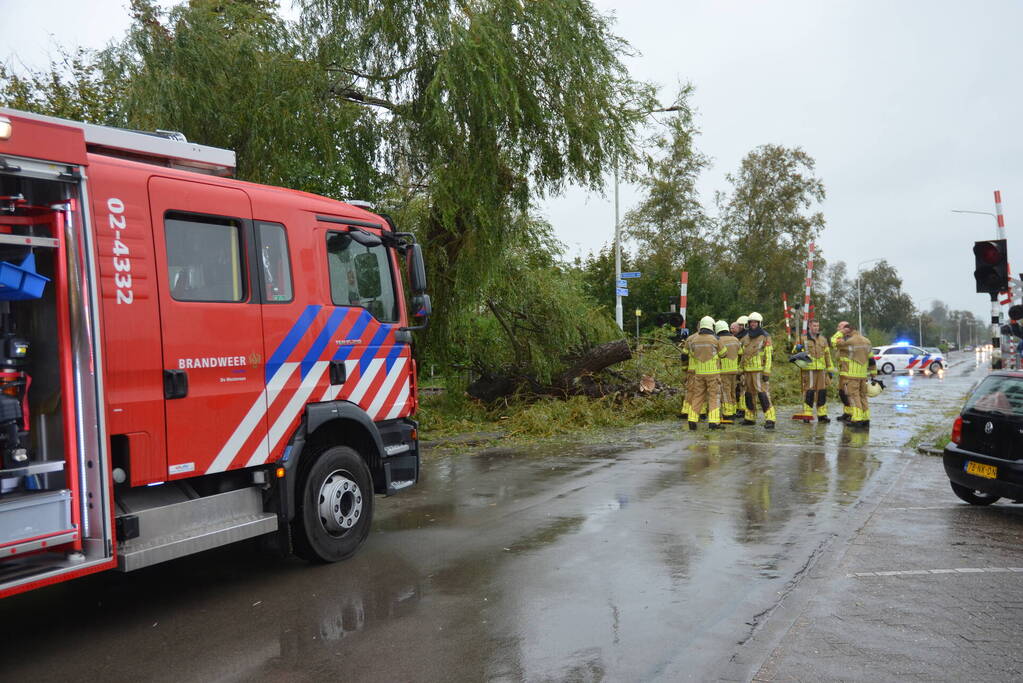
[0,108,428,598]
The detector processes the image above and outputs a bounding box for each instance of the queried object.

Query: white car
[871,344,945,374]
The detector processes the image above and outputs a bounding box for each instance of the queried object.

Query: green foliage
[114,0,379,198]
[300,0,655,370]
[458,216,620,384]
[717,145,826,318]
[855,260,916,336]
[0,48,126,123]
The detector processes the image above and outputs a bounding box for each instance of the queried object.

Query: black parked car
[944,371,1023,505]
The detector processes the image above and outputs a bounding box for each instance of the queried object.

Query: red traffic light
[973,239,1009,294]
[974,241,1002,264]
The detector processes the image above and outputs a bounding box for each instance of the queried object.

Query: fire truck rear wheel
[293,445,374,563]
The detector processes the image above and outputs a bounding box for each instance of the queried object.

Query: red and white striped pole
[679,271,688,328]
[802,242,815,338]
[994,191,1018,367]
[782,292,792,343]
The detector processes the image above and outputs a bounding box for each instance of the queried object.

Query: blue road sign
[621,272,641,279]
[616,287,629,296]
[616,279,627,287]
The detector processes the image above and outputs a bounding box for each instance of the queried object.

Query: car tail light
[873,355,881,361]
[951,415,963,445]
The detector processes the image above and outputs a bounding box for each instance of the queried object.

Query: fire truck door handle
[329,361,347,386]
[163,369,189,399]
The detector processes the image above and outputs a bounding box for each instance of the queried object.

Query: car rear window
[963,375,1023,416]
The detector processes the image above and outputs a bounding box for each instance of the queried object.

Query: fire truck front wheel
[292,445,374,562]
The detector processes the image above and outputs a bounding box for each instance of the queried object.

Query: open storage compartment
[0,194,80,560]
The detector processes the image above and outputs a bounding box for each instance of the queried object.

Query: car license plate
[965,461,998,479]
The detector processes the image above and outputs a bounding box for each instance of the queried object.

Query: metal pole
[614,166,623,330]
[919,314,923,346]
[994,191,1007,366]
[802,242,815,338]
[857,275,862,332]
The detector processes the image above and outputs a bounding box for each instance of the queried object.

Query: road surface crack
[736,533,835,647]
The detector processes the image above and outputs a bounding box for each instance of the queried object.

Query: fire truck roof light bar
[0,108,236,176]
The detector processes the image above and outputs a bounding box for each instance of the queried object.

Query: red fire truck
[0,108,429,598]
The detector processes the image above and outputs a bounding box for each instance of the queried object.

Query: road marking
[887,505,985,511]
[849,567,1023,577]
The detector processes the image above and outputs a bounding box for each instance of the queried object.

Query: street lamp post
[613,105,683,330]
[856,258,882,332]
[614,166,622,329]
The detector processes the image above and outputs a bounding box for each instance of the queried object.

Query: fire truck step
[115,487,277,572]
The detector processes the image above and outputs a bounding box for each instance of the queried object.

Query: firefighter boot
[741,393,756,425]
[816,390,830,422]
[760,392,776,429]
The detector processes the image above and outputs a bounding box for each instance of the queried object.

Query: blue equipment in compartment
[0,253,49,301]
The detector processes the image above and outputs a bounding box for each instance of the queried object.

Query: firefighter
[677,319,694,420]
[741,311,776,429]
[835,323,876,428]
[682,316,727,430]
[717,319,741,423]
[831,321,853,421]
[794,319,834,422]
[733,316,750,419]
[791,329,814,421]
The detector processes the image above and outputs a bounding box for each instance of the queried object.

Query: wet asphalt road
[1,353,1000,682]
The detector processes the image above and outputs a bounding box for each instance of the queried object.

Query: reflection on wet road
[1,354,989,681]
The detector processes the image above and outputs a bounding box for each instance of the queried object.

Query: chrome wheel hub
[318,470,363,535]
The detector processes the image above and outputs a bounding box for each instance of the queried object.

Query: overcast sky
[3,0,1021,322]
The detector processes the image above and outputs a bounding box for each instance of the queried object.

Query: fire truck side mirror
[408,243,427,294]
[412,294,431,318]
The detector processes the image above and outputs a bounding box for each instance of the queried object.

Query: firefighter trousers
[838,375,853,417]
[688,374,721,424]
[797,369,829,417]
[844,377,870,422]
[720,373,739,417]
[743,371,776,421]
[681,370,696,417]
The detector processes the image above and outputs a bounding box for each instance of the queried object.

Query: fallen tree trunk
[552,339,632,391]
[466,339,632,402]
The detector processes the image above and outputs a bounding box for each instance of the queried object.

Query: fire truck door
[148,177,268,478]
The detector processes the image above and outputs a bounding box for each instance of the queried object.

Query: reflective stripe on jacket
[718,334,742,374]
[836,332,874,378]
[831,330,849,376]
[685,331,726,374]
[742,331,773,373]
[803,333,834,371]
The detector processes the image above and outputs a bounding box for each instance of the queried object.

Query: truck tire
[292,445,374,562]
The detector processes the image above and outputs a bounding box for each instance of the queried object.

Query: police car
[871,343,945,374]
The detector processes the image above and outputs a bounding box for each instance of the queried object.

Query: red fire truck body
[0,109,426,598]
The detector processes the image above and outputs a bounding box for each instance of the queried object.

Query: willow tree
[299,0,654,365]
[112,0,382,199]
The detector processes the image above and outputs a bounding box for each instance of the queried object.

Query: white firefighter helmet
[699,315,715,330]
[714,319,729,334]
[867,379,884,398]
[736,315,749,326]
[748,311,764,323]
